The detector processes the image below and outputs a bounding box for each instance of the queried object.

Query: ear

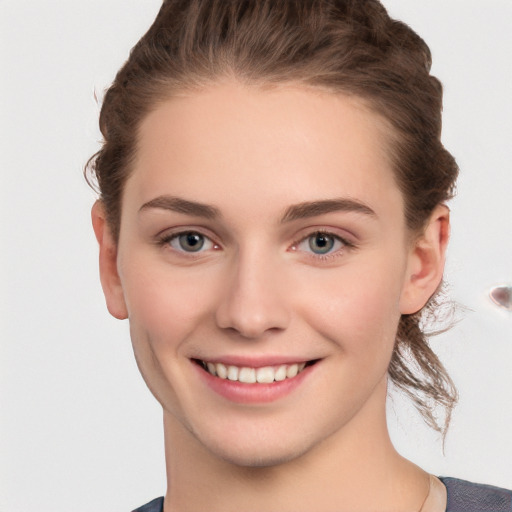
[399,205,450,315]
[91,201,128,320]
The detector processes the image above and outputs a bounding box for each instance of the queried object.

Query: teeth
[239,367,256,383]
[206,362,216,376]
[256,366,274,383]
[227,365,239,381]
[274,365,287,382]
[286,363,298,378]
[216,363,227,379]
[202,361,309,383]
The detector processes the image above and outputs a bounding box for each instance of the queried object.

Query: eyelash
[156,229,355,261]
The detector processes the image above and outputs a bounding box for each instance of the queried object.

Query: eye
[294,231,349,256]
[167,231,215,253]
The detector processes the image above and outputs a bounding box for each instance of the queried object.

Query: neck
[162,381,429,512]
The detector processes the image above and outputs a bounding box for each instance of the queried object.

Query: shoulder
[440,477,512,512]
[131,497,164,512]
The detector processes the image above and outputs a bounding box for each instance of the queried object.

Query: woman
[87,1,511,510]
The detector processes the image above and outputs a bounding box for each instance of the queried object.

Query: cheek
[119,258,215,346]
[294,258,404,355]
[119,260,218,410]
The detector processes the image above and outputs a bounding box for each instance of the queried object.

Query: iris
[309,233,335,254]
[178,232,205,252]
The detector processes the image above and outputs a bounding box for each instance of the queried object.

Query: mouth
[193,359,318,384]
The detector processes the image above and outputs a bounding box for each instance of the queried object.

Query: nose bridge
[215,241,290,338]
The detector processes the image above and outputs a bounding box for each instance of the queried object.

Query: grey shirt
[132,477,512,512]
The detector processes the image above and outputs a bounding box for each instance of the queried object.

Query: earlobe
[91,201,128,320]
[399,205,450,315]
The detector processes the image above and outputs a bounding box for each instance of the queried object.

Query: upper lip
[192,355,318,368]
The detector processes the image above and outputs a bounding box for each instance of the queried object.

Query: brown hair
[86,0,458,434]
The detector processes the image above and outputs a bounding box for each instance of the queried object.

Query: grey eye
[293,231,347,257]
[170,232,212,252]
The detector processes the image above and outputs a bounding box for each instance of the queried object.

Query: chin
[189,421,320,469]
[216,443,311,469]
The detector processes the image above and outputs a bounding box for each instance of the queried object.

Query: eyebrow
[280,198,376,223]
[139,196,220,219]
[139,195,376,222]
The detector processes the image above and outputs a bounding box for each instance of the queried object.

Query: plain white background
[1,1,511,510]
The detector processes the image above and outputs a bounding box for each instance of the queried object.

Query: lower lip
[194,362,316,404]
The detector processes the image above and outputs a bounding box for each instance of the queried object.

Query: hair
[85,0,459,435]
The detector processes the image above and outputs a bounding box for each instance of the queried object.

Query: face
[94,82,444,467]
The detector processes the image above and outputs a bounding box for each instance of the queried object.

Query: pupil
[309,233,334,254]
[180,232,204,252]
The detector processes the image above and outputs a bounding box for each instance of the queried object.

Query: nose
[215,249,291,339]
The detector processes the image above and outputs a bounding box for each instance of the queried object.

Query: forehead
[127,81,403,223]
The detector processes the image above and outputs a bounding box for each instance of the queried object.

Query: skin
[92,81,449,512]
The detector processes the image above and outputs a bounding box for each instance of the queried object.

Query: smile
[196,360,311,383]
